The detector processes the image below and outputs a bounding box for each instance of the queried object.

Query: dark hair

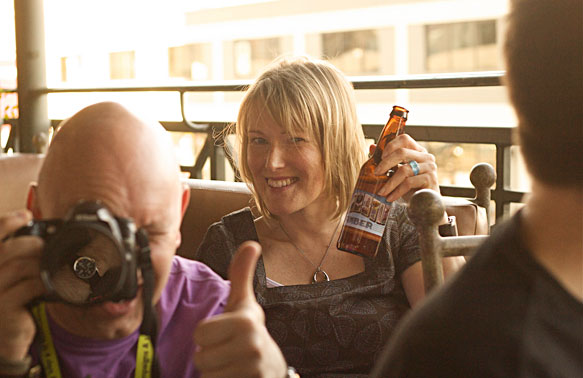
[504,0,582,186]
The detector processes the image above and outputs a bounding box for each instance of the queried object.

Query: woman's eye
[250,137,267,145]
[290,137,306,143]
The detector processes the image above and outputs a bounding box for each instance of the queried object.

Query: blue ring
[408,160,420,176]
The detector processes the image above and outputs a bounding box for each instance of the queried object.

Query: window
[109,51,135,80]
[169,43,212,80]
[233,38,281,79]
[421,141,496,188]
[60,56,82,82]
[322,30,379,75]
[425,20,498,73]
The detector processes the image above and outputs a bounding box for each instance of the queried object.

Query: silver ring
[408,160,420,176]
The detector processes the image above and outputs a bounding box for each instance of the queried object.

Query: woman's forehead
[250,107,314,134]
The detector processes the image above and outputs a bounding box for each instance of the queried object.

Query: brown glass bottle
[337,105,409,257]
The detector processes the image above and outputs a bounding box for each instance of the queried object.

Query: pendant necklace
[279,218,341,284]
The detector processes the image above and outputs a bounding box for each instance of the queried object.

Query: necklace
[279,219,341,284]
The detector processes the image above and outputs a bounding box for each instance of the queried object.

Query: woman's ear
[26,183,43,219]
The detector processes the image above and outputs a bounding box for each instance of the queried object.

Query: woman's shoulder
[202,206,259,250]
[195,207,257,279]
[207,207,255,235]
[222,206,254,224]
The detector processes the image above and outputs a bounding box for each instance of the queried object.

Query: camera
[11,200,145,305]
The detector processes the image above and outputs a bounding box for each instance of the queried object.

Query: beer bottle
[337,105,409,257]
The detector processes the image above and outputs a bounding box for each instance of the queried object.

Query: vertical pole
[496,144,512,221]
[211,126,226,180]
[14,0,49,153]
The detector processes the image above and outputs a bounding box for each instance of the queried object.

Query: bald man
[0,102,287,377]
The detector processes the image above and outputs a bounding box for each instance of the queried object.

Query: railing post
[14,0,50,153]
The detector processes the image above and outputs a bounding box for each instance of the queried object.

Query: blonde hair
[233,56,367,220]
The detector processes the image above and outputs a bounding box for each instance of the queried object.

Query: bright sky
[0,0,276,59]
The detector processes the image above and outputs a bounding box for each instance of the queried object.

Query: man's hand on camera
[0,210,45,364]
[194,241,287,378]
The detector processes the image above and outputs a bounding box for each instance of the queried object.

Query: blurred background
[0,0,527,216]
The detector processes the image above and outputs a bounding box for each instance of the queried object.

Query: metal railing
[2,70,522,221]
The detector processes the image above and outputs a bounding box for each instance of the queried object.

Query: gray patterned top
[194,202,420,378]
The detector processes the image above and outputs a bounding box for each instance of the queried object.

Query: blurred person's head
[504,0,583,187]
[31,101,189,336]
[234,56,367,220]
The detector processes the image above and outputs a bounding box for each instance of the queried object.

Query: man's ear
[180,182,191,219]
[175,182,191,248]
[26,183,43,219]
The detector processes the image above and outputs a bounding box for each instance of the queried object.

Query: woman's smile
[267,177,298,188]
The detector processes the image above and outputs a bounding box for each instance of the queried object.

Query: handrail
[2,70,521,221]
[1,70,505,94]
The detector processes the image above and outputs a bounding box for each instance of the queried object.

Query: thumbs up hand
[194,241,288,378]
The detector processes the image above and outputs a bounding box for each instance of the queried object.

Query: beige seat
[177,171,494,259]
[177,179,252,258]
[0,153,493,264]
[408,163,496,293]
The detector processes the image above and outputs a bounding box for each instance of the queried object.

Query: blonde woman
[195,56,463,377]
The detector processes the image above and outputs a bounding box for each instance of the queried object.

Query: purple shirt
[32,256,230,377]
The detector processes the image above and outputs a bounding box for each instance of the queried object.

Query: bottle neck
[372,115,406,164]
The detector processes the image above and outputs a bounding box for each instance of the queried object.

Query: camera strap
[30,228,160,378]
[31,302,155,378]
[135,228,160,377]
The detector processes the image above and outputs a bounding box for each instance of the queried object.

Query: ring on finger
[408,160,420,176]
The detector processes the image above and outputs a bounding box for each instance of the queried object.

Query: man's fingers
[194,319,261,372]
[0,236,43,262]
[0,210,32,241]
[194,310,255,347]
[196,363,261,378]
[225,240,261,312]
[0,255,42,292]
[0,278,45,309]
[195,241,287,378]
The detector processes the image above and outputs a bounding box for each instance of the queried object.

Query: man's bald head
[36,102,182,220]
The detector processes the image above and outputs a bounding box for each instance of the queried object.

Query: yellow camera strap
[31,302,153,378]
[31,303,61,378]
[135,334,154,378]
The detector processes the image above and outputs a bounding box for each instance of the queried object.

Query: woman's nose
[265,145,285,169]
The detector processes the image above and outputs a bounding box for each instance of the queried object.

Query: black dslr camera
[12,200,146,305]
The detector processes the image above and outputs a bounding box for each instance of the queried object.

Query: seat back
[0,153,494,267]
[177,179,253,258]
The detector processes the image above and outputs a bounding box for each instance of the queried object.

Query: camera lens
[42,225,126,305]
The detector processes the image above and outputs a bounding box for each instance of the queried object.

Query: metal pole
[14,0,49,153]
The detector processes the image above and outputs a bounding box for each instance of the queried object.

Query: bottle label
[345,189,392,236]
